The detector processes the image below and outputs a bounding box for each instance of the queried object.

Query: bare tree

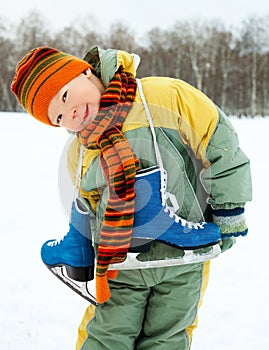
[104,23,137,53]
[0,17,17,111]
[239,15,269,115]
[14,11,52,52]
[179,20,216,91]
[51,26,84,56]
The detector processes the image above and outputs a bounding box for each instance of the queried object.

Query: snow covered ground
[0,112,268,349]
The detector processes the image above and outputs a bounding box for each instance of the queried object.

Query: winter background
[1,0,269,348]
[0,112,268,349]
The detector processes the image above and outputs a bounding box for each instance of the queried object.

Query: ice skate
[41,197,97,305]
[131,167,221,249]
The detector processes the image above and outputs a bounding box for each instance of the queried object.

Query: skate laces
[160,173,205,230]
[47,235,67,247]
[163,206,205,229]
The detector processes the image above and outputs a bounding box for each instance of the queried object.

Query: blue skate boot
[131,167,221,250]
[41,197,95,282]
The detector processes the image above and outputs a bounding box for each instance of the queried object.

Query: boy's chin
[68,124,86,133]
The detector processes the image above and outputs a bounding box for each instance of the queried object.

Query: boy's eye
[57,114,62,124]
[62,91,67,102]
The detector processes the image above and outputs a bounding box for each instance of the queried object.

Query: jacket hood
[83,47,140,88]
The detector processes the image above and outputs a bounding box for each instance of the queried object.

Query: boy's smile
[48,68,105,131]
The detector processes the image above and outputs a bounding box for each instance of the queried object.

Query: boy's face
[48,68,105,131]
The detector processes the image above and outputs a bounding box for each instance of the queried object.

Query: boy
[11,46,252,350]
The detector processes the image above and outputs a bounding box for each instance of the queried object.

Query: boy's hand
[212,207,248,239]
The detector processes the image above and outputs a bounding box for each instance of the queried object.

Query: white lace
[163,206,205,229]
[160,170,167,206]
[47,236,66,247]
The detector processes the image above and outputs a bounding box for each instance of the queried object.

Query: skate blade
[47,266,97,306]
[109,244,221,270]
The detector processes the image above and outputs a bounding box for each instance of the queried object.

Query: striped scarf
[79,69,139,304]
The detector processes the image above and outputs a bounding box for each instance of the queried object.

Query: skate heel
[65,265,94,282]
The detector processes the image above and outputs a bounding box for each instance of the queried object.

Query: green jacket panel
[201,108,252,209]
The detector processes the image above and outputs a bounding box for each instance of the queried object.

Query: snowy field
[0,112,268,349]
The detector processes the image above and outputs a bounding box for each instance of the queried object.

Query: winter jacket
[67,47,252,253]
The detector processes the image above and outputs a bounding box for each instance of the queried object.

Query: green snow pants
[77,244,210,350]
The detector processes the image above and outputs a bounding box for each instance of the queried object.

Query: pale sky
[1,0,269,36]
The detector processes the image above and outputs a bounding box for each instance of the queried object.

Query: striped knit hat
[10,46,91,126]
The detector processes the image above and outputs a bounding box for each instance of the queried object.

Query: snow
[0,112,268,349]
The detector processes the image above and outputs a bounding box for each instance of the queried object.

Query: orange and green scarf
[79,68,139,304]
